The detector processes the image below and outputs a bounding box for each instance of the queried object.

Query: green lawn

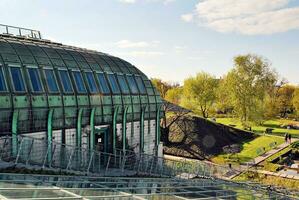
[214,118,299,136]
[211,135,284,164]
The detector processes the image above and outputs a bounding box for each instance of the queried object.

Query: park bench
[265,128,274,134]
[256,147,265,156]
[269,142,277,149]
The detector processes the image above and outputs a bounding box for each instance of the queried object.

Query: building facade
[0,25,163,156]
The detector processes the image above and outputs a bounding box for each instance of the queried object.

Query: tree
[181,72,218,118]
[293,88,299,117]
[165,87,183,105]
[151,78,178,98]
[215,77,233,114]
[226,54,277,123]
[276,84,295,118]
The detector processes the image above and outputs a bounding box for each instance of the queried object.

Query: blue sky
[1,0,299,84]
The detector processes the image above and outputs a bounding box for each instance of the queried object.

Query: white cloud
[118,0,136,4]
[116,51,165,57]
[186,0,299,35]
[181,13,193,22]
[118,0,175,5]
[115,40,159,48]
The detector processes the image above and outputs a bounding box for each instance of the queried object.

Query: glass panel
[0,67,7,91]
[85,72,98,93]
[28,68,43,92]
[44,69,59,92]
[135,76,146,93]
[59,70,73,93]
[126,75,139,94]
[96,73,110,94]
[117,74,130,94]
[10,67,26,92]
[107,73,120,94]
[72,71,86,93]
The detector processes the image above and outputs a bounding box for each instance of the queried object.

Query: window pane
[96,73,110,94]
[72,71,86,93]
[135,76,146,93]
[107,74,120,94]
[117,74,130,94]
[0,67,7,91]
[59,70,73,93]
[85,72,98,93]
[126,75,139,94]
[28,68,43,92]
[44,69,59,92]
[10,67,25,92]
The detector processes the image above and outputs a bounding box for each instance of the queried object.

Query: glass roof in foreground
[0,173,297,200]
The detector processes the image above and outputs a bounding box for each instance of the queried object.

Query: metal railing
[0,24,41,39]
[0,135,238,179]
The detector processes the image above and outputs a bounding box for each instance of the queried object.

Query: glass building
[0,24,163,156]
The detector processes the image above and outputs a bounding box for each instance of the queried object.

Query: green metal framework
[0,28,163,155]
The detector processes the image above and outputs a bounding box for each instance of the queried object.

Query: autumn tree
[181,72,218,118]
[293,88,299,117]
[276,84,295,118]
[226,54,277,123]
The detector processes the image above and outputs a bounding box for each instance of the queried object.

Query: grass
[234,171,299,190]
[211,135,284,164]
[215,118,299,136]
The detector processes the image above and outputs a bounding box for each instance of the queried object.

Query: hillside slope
[163,115,255,160]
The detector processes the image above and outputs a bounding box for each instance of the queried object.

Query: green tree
[226,54,277,123]
[276,84,295,118]
[215,77,233,114]
[181,72,218,118]
[151,78,178,98]
[165,87,183,105]
[293,88,299,117]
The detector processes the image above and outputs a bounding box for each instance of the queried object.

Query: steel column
[122,106,128,153]
[140,106,147,153]
[89,107,96,150]
[155,105,162,147]
[12,109,19,157]
[77,108,83,147]
[47,109,54,163]
[113,106,120,154]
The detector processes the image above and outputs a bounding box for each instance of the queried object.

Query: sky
[1,0,299,84]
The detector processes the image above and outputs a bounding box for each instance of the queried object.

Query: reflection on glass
[28,68,43,92]
[10,67,25,92]
[44,69,59,92]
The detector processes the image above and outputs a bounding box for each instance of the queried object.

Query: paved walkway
[251,139,298,165]
[229,139,298,179]
[256,169,299,180]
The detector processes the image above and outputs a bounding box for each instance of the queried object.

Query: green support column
[12,109,19,157]
[113,106,120,155]
[122,106,128,153]
[140,106,147,153]
[77,108,83,148]
[155,105,162,147]
[47,109,54,163]
[89,108,96,151]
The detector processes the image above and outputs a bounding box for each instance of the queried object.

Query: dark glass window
[135,76,146,93]
[72,71,86,93]
[117,74,130,94]
[59,70,73,93]
[0,67,7,91]
[10,67,26,92]
[44,69,59,92]
[107,74,120,94]
[28,68,43,92]
[96,73,110,94]
[85,72,98,93]
[126,75,139,94]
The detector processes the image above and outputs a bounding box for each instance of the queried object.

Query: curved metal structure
[0,25,163,155]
